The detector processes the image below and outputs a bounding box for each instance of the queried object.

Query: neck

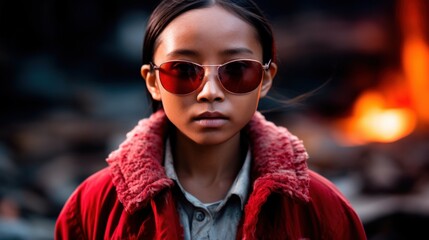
[171,130,247,202]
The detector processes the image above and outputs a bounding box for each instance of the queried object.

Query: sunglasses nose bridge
[197,65,222,88]
[196,64,226,97]
[200,64,220,79]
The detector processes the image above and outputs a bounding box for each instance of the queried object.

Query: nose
[196,67,225,102]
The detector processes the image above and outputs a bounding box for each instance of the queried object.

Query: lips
[194,111,228,120]
[193,111,228,128]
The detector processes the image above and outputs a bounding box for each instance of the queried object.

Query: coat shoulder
[55,167,119,239]
[308,170,350,201]
[77,167,115,197]
[307,170,367,239]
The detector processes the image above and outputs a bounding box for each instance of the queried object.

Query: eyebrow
[165,47,255,58]
[221,48,254,56]
[166,49,199,58]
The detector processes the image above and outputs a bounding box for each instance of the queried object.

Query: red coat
[55,110,367,239]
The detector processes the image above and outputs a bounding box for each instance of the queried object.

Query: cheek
[161,95,183,115]
[231,93,261,120]
[159,92,193,123]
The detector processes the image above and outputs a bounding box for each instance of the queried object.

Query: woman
[55,0,367,239]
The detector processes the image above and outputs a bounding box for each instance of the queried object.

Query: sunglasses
[150,59,271,95]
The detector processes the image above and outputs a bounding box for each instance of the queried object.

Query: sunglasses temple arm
[149,62,159,71]
[263,59,272,70]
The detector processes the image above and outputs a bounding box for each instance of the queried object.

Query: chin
[186,131,240,146]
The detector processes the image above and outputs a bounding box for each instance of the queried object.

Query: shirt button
[195,210,205,222]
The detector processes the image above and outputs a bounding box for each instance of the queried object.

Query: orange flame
[334,0,428,146]
[400,0,429,124]
[336,91,417,146]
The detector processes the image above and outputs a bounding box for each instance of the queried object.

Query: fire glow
[336,91,417,146]
[334,0,428,146]
[400,0,429,124]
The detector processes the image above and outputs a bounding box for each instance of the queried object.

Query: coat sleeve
[54,168,116,240]
[55,182,86,239]
[308,170,367,239]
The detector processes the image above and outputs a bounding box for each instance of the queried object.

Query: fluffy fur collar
[107,109,310,213]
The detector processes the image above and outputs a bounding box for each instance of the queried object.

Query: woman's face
[142,5,276,145]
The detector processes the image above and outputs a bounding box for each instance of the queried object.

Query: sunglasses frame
[150,59,271,95]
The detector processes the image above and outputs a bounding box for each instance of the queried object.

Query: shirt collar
[164,138,251,210]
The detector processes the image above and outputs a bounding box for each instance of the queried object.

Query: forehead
[154,5,262,61]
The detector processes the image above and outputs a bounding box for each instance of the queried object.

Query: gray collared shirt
[164,139,251,240]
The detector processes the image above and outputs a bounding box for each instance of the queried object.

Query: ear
[141,64,161,101]
[260,62,277,98]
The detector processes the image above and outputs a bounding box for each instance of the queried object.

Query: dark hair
[142,0,276,112]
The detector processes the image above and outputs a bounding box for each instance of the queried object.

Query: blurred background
[0,0,428,239]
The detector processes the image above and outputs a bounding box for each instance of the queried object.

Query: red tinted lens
[158,61,204,94]
[218,60,263,93]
